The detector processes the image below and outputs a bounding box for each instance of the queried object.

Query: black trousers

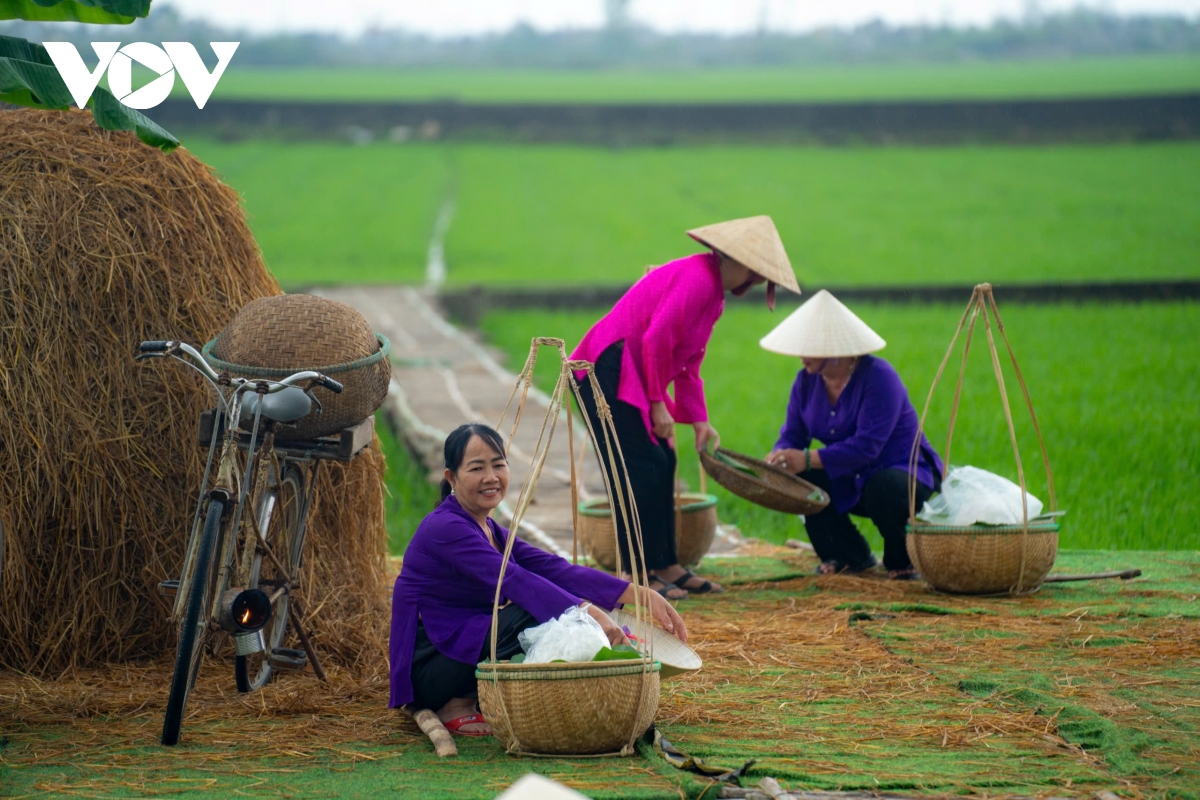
[575,341,678,573]
[800,468,937,573]
[410,604,538,711]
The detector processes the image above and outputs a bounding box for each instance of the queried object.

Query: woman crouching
[389,423,686,736]
[760,291,944,581]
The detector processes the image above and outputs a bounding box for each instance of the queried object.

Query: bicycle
[137,340,376,746]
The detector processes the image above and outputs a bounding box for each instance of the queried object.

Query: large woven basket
[700,448,829,515]
[203,294,391,439]
[475,660,660,756]
[577,493,717,571]
[907,522,1059,595]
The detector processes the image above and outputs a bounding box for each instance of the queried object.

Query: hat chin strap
[766,282,776,312]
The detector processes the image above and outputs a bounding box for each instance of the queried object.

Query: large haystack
[0,108,388,674]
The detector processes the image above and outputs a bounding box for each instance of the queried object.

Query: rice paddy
[197,55,1200,104]
[185,139,1200,289]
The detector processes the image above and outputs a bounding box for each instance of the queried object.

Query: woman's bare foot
[623,573,688,600]
[437,697,490,736]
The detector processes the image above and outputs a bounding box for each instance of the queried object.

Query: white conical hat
[759,290,886,357]
[686,215,800,294]
[495,774,589,800]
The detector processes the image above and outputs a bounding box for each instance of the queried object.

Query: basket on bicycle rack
[203,294,391,439]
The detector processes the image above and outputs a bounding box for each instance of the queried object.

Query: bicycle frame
[137,342,335,627]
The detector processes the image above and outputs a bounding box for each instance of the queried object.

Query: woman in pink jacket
[572,216,799,599]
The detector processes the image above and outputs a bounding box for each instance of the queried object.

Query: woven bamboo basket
[700,447,829,515]
[906,284,1059,596]
[577,493,717,571]
[476,339,661,757]
[907,522,1059,595]
[475,660,661,756]
[202,294,391,439]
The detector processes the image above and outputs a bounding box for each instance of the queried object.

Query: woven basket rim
[578,493,717,516]
[475,658,660,681]
[700,447,829,511]
[201,333,391,377]
[907,522,1060,536]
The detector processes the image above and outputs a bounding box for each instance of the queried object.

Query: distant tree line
[3,5,1198,68]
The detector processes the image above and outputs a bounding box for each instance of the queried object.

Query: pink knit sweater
[571,252,724,439]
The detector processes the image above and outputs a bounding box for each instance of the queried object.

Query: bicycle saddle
[239,386,313,426]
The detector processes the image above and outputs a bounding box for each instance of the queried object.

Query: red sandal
[443,713,490,737]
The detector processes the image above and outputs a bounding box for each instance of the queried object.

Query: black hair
[440,423,507,501]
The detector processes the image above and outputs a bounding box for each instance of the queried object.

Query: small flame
[240,607,252,625]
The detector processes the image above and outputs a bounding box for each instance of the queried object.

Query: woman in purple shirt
[760,291,943,580]
[389,423,686,736]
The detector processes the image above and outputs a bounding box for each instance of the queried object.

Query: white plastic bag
[518,605,610,664]
[916,465,1043,526]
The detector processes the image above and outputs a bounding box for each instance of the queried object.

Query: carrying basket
[202,294,391,439]
[700,447,829,515]
[476,339,659,757]
[907,284,1058,596]
[577,492,717,572]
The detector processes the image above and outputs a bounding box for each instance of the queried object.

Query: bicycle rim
[162,497,224,746]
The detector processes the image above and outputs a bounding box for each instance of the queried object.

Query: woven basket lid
[611,609,702,679]
[687,215,800,294]
[213,294,380,370]
[760,289,886,358]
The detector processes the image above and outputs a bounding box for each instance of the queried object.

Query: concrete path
[316,286,744,561]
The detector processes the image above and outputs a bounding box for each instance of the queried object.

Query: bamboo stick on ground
[1043,569,1142,583]
[401,705,458,757]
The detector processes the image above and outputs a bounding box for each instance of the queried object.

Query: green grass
[377,420,440,555]
[447,142,1200,287]
[194,56,1200,103]
[479,302,1200,552]
[182,139,1200,289]
[181,139,450,286]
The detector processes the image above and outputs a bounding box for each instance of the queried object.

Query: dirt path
[316,286,744,560]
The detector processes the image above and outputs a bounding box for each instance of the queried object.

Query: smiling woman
[388,423,685,737]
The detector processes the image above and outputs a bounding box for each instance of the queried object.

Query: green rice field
[186,140,1200,289]
[193,55,1200,103]
[480,303,1200,553]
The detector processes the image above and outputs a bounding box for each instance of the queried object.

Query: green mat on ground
[3,550,1197,799]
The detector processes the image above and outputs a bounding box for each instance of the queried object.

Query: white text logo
[43,42,239,110]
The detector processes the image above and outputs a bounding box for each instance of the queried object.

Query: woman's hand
[643,587,688,643]
[693,421,720,453]
[615,585,688,643]
[765,447,807,474]
[650,402,675,440]
[585,604,631,648]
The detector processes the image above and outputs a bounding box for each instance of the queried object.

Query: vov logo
[43,42,239,110]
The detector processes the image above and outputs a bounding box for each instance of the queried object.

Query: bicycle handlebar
[316,375,344,394]
[138,339,341,394]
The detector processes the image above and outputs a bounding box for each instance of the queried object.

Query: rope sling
[907,284,1058,596]
[478,338,659,757]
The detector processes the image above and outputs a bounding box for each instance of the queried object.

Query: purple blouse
[775,355,943,514]
[389,495,629,708]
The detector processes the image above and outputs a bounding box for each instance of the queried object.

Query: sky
[162,0,1200,38]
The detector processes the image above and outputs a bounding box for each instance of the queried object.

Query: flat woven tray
[700,447,829,515]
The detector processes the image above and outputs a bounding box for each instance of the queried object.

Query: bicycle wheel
[162,496,224,746]
[236,463,307,692]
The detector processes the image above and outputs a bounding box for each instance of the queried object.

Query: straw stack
[0,108,388,673]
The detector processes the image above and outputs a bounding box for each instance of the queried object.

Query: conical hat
[759,289,886,357]
[687,216,800,294]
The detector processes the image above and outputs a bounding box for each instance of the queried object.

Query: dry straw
[0,107,388,675]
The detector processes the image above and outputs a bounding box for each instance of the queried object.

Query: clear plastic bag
[917,465,1044,526]
[517,605,610,664]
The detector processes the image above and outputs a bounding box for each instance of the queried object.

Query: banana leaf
[0,0,149,23]
[0,35,178,151]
